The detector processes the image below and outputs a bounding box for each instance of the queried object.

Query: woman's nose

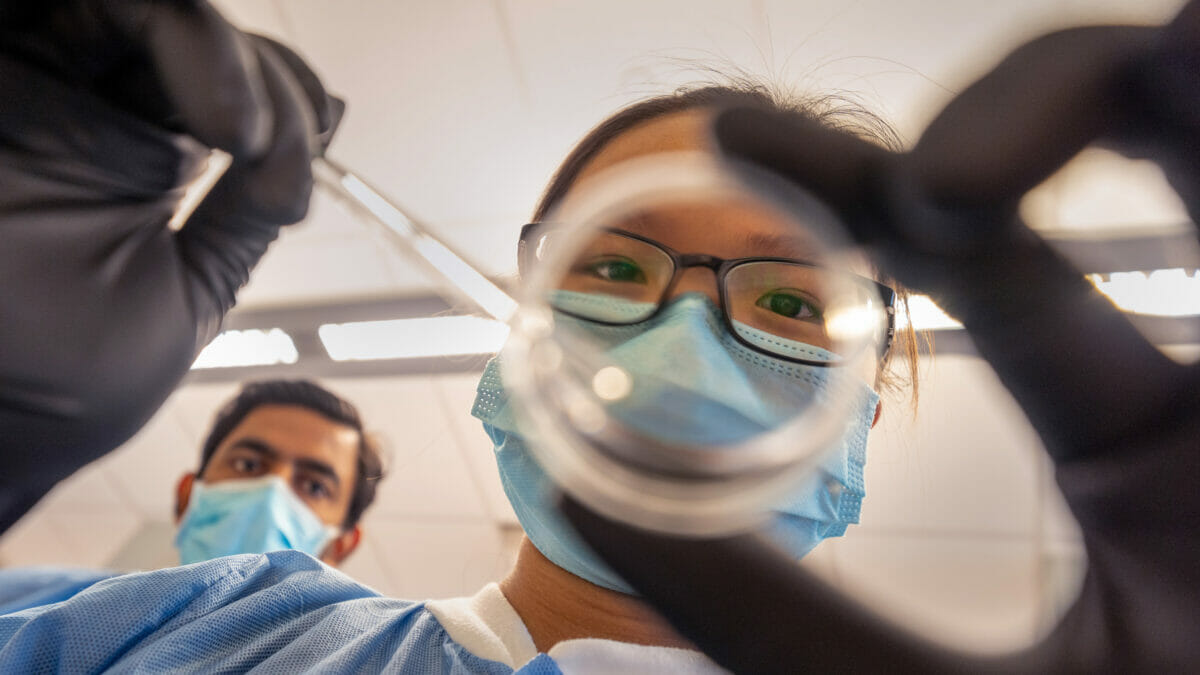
[665,266,721,306]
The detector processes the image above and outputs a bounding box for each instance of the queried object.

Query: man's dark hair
[197,379,385,529]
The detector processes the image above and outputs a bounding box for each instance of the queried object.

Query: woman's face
[562,108,884,387]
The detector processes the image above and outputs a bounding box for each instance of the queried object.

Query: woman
[455,85,919,668]
[0,85,916,673]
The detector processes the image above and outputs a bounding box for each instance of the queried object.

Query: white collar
[425,583,730,674]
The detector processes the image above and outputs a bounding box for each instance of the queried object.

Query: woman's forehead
[616,201,825,261]
[576,109,713,182]
[572,107,878,278]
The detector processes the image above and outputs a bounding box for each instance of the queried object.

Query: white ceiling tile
[832,533,1041,652]
[209,0,292,39]
[761,0,1187,141]
[0,510,144,570]
[23,457,126,513]
[104,521,180,572]
[322,376,490,519]
[433,372,519,527]
[362,517,519,600]
[505,0,767,196]
[165,383,243,441]
[97,393,210,521]
[194,0,1187,307]
[279,0,535,230]
[858,354,1043,537]
[0,507,68,567]
[335,532,397,597]
[237,231,413,307]
[1021,148,1192,233]
[507,0,764,109]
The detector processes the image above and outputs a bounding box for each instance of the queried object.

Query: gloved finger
[1114,0,1200,223]
[318,96,346,153]
[558,495,998,674]
[221,38,316,223]
[908,25,1156,208]
[711,104,998,253]
[178,40,316,348]
[105,0,273,158]
[247,34,346,153]
[247,34,334,135]
[713,109,1184,461]
[710,107,892,243]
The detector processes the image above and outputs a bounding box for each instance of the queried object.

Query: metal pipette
[313,156,518,323]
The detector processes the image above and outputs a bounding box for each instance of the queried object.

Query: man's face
[199,404,361,529]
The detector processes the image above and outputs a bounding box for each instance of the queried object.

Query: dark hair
[197,379,385,529]
[532,83,923,411]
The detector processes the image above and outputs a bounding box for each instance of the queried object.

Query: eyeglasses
[519,224,896,366]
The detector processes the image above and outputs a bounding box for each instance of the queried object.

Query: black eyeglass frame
[519,223,897,367]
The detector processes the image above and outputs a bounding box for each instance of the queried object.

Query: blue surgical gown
[0,551,551,673]
[0,567,115,615]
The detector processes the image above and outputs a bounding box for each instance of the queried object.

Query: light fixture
[897,295,963,331]
[318,316,510,361]
[191,328,299,369]
[1088,268,1200,317]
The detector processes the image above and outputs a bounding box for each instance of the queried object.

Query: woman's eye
[584,257,646,283]
[756,290,821,320]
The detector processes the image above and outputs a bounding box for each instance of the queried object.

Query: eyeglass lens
[534,229,881,362]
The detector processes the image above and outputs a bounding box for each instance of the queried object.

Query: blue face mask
[472,293,879,595]
[174,475,340,565]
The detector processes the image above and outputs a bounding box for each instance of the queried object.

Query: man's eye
[756,290,821,320]
[299,478,332,500]
[231,457,261,473]
[584,257,646,283]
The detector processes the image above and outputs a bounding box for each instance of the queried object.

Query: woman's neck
[499,537,695,653]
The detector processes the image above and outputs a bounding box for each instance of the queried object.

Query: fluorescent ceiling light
[192,328,298,369]
[1089,268,1200,316]
[319,316,510,361]
[895,267,1199,332]
[897,295,962,331]
[318,160,518,322]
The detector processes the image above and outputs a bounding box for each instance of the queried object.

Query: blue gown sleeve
[0,550,521,673]
[0,567,116,614]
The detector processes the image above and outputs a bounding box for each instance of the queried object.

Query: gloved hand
[0,1,341,533]
[563,2,1200,672]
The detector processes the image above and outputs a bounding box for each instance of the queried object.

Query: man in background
[173,379,385,567]
[0,379,384,613]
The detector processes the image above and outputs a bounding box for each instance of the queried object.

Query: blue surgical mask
[472,292,878,595]
[174,475,340,565]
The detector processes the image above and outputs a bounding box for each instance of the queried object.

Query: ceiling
[1,0,1193,646]
[207,0,1189,311]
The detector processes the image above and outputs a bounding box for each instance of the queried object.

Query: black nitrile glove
[563,2,1200,672]
[0,1,341,533]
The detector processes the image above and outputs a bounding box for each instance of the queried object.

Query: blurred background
[2,0,1194,654]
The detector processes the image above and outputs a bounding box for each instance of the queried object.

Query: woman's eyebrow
[742,231,817,259]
